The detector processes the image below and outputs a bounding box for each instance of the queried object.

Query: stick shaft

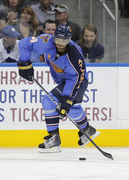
[33,78,58,105]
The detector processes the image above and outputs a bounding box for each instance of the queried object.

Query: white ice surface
[0,147,129,180]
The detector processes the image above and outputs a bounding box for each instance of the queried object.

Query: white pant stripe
[44,109,56,114]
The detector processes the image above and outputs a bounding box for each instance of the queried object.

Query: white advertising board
[118,67,129,122]
[0,64,128,130]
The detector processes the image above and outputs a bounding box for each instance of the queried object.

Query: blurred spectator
[31,0,55,25]
[118,0,125,17]
[3,0,29,23]
[0,12,8,38]
[26,0,39,5]
[79,24,104,63]
[118,0,129,18]
[43,19,57,34]
[13,5,39,39]
[0,1,5,11]
[54,4,81,42]
[0,25,20,63]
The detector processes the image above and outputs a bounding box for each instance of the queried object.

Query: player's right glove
[56,96,73,118]
[17,60,34,81]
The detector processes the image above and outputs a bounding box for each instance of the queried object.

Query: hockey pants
[41,79,88,133]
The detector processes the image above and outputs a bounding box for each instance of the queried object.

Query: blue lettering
[40,90,44,103]
[21,90,47,103]
[83,89,98,103]
[91,89,98,103]
[30,90,37,103]
[83,89,89,103]
[21,89,28,103]
[9,90,16,103]
[0,90,7,103]
[0,90,16,103]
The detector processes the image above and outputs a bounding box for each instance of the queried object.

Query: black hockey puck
[79,157,86,160]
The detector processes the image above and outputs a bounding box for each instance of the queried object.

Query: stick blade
[103,151,114,160]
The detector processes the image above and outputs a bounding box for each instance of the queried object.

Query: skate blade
[80,131,100,147]
[38,146,62,153]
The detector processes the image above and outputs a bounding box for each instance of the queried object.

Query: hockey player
[17,24,99,152]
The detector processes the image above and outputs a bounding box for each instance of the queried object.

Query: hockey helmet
[54,24,72,39]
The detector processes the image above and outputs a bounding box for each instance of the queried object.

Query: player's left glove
[57,96,73,118]
[17,60,34,81]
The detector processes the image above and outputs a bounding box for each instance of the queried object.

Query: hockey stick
[33,77,113,160]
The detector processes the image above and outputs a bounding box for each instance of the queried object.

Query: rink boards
[0,63,129,147]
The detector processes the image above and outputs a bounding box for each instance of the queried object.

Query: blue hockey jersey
[18,34,88,97]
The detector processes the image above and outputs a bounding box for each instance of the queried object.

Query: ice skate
[78,123,100,147]
[38,130,62,153]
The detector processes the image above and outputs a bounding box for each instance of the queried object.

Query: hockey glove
[57,96,73,118]
[17,60,34,81]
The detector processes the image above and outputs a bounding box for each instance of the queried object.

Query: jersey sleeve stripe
[66,53,79,97]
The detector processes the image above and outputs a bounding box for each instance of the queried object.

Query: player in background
[17,24,99,152]
[43,19,57,35]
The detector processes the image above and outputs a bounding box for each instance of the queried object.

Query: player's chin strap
[32,77,113,160]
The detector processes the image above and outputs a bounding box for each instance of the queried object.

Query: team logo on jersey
[50,60,64,73]
[39,35,50,43]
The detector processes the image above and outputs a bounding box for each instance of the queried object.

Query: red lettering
[10,108,45,122]
[10,108,17,121]
[85,107,112,121]
[41,108,45,121]
[24,108,30,121]
[10,71,17,84]
[19,108,21,122]
[0,71,8,85]
[36,71,44,84]
[45,71,51,84]
[32,108,39,121]
[93,107,99,121]
[101,107,108,121]
[85,107,91,121]
[109,108,111,121]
